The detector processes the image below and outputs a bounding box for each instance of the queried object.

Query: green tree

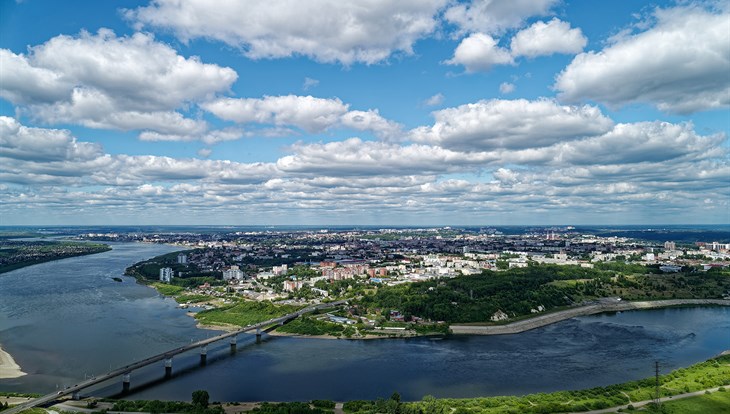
[192,390,209,408]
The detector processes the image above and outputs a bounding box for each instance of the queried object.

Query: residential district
[85,227,730,321]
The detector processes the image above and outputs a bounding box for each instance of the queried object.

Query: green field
[195,300,300,327]
[645,390,730,413]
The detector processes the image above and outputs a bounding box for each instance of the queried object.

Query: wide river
[0,242,728,401]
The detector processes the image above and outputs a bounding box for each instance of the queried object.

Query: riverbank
[450,298,730,335]
[191,298,730,339]
[0,344,26,379]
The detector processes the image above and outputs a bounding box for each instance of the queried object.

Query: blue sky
[0,0,728,225]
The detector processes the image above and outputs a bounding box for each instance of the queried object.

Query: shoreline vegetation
[0,240,111,274]
[7,353,727,414]
[0,344,25,380]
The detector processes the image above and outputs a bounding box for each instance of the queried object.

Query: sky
[0,0,728,226]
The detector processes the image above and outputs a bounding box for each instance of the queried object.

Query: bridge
[5,300,347,414]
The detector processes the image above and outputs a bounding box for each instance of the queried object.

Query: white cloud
[444,0,558,35]
[499,82,515,94]
[555,6,730,113]
[340,110,401,138]
[445,33,513,72]
[0,116,102,162]
[2,116,727,224]
[203,95,401,138]
[277,138,493,176]
[197,148,212,158]
[510,18,587,58]
[302,77,319,91]
[410,98,613,151]
[0,29,237,136]
[424,93,445,106]
[127,0,447,65]
[202,95,348,133]
[139,128,244,145]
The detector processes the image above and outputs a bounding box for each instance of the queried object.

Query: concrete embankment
[450,299,730,335]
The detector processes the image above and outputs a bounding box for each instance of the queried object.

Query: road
[4,300,347,414]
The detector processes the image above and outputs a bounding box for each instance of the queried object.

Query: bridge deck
[5,300,346,414]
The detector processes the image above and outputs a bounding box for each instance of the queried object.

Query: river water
[0,242,728,401]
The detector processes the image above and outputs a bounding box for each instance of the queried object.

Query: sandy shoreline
[451,299,730,335]
[0,343,26,379]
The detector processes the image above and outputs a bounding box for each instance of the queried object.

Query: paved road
[5,300,347,414]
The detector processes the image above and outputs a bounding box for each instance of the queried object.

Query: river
[0,242,728,401]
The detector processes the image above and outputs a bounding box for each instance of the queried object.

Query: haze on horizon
[0,0,728,226]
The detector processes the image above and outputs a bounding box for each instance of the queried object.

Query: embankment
[450,299,730,335]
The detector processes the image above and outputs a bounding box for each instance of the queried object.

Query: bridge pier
[72,391,80,400]
[200,345,207,365]
[122,372,131,393]
[255,328,261,344]
[229,336,237,352]
[164,357,173,378]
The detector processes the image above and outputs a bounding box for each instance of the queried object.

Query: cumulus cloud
[510,18,587,57]
[340,110,401,138]
[499,82,515,94]
[127,0,447,65]
[203,95,401,138]
[0,29,237,136]
[410,98,613,151]
[444,0,558,35]
[277,138,494,176]
[2,114,727,224]
[139,128,244,145]
[555,6,730,113]
[202,95,348,133]
[0,116,102,162]
[424,93,445,106]
[445,33,513,72]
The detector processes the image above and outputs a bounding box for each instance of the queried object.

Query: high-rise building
[664,241,676,251]
[159,267,173,283]
[177,253,188,264]
[223,265,244,280]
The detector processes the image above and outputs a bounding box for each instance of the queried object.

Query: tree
[192,390,209,408]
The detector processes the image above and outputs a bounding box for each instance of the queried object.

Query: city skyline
[1,0,728,225]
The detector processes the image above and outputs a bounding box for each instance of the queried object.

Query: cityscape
[1,0,729,413]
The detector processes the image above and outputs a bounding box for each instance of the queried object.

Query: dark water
[1,243,728,402]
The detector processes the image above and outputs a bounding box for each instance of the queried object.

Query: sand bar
[0,343,26,379]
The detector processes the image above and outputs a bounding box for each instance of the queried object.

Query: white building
[177,253,188,264]
[223,265,244,280]
[159,267,173,283]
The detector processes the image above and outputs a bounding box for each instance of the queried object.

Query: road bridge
[5,300,347,414]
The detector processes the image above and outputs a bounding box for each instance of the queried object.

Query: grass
[644,390,730,413]
[16,409,47,414]
[195,300,300,327]
[175,294,212,303]
[150,283,185,296]
[399,355,730,414]
[276,316,345,336]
